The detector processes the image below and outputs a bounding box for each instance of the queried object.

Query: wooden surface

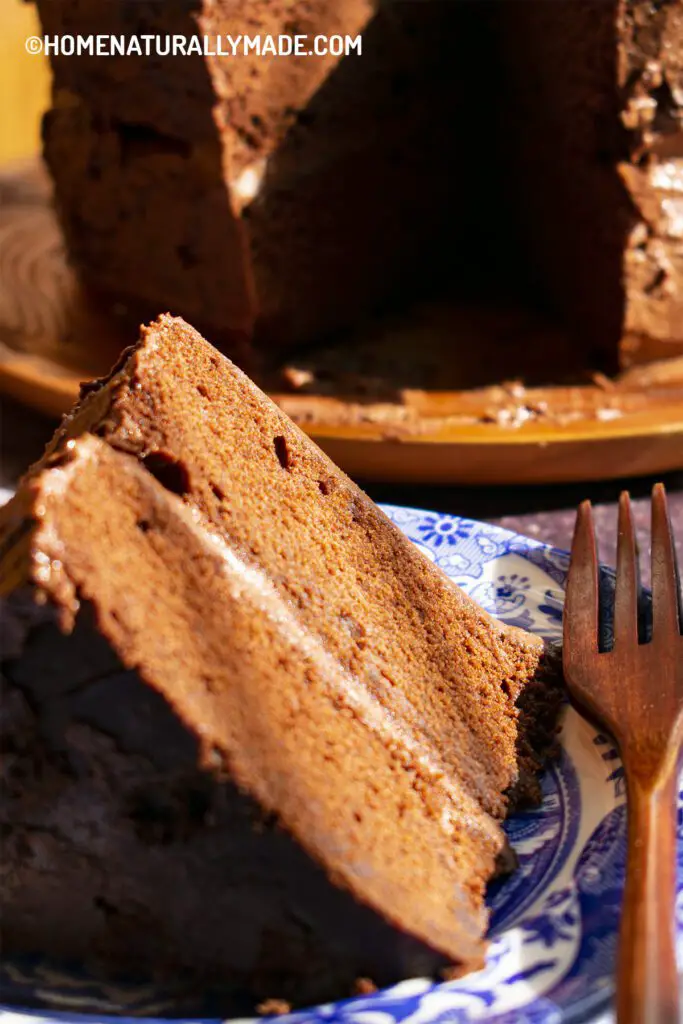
[564,493,683,1024]
[1,160,683,484]
[0,0,50,163]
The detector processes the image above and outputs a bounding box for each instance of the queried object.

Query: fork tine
[651,483,681,642]
[613,491,640,650]
[564,500,599,661]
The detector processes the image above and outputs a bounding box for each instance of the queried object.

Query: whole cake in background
[0,315,562,1011]
[31,0,683,374]
[496,0,683,369]
[33,0,488,357]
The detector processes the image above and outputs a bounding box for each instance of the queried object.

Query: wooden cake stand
[1,158,682,485]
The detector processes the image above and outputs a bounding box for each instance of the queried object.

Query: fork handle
[617,767,680,1024]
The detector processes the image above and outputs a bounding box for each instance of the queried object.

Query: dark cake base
[0,598,562,1014]
[1,601,457,1013]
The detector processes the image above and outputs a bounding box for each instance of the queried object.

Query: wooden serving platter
[1,159,682,485]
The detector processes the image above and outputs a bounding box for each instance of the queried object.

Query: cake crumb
[440,958,484,983]
[353,977,378,995]
[440,964,466,982]
[590,371,617,392]
[281,366,314,391]
[502,379,526,399]
[256,998,292,1016]
[379,426,405,442]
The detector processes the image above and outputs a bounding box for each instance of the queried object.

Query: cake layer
[43,315,559,816]
[0,437,492,1004]
[35,0,492,354]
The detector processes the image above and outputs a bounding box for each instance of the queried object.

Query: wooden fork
[564,483,683,1024]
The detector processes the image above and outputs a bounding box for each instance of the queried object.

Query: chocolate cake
[1,315,561,1010]
[495,0,683,369]
[32,0,683,374]
[32,0,491,356]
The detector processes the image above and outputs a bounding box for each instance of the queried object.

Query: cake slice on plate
[0,315,561,1009]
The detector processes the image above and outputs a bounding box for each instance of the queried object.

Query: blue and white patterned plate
[1,506,678,1024]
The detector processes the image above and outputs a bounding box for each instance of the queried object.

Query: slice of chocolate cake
[0,316,561,1009]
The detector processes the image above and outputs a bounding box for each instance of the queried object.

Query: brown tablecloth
[3,394,682,587]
